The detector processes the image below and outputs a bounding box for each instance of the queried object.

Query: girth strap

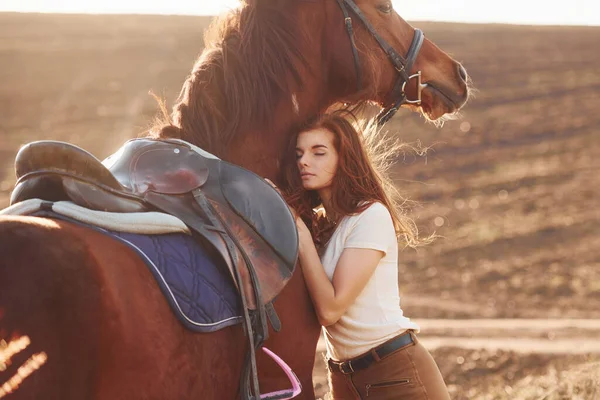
[193,188,267,400]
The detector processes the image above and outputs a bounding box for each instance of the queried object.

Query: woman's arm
[261,179,389,326]
[296,220,384,326]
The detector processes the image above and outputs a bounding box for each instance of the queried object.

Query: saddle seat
[11,138,298,310]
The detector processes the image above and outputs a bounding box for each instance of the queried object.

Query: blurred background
[1,1,599,399]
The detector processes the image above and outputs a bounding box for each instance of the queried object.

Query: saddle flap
[218,161,299,270]
[209,200,295,308]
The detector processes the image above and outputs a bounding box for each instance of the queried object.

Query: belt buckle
[339,361,354,375]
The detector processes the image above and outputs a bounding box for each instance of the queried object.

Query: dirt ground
[1,12,599,399]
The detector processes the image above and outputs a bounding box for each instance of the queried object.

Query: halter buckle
[401,71,427,105]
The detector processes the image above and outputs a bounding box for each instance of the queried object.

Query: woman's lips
[301,173,315,180]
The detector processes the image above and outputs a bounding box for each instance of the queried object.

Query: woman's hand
[295,216,312,246]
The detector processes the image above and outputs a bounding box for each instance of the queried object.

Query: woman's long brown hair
[281,110,430,249]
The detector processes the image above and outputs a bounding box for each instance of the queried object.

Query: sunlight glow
[0,336,30,369]
[0,336,48,399]
[0,353,48,398]
[0,0,598,26]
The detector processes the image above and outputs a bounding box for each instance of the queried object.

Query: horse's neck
[188,9,345,181]
[225,55,329,180]
[226,86,325,180]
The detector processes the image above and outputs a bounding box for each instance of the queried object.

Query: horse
[0,0,470,398]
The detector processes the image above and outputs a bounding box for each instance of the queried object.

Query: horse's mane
[150,3,309,158]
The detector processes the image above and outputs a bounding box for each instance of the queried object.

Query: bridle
[336,0,426,125]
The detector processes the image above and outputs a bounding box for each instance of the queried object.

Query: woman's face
[295,128,339,191]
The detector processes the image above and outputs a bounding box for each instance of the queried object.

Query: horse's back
[0,215,105,398]
[0,215,244,399]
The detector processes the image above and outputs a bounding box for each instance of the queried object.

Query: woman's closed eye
[296,152,325,159]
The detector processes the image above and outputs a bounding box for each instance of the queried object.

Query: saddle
[11,138,299,400]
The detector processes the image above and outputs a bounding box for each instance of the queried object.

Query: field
[1,12,599,399]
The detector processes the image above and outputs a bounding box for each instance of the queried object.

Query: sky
[0,0,598,26]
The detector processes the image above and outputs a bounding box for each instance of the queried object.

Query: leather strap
[193,189,263,400]
[328,331,414,374]
[336,0,362,90]
[335,0,426,125]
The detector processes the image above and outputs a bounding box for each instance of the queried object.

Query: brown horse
[0,0,469,398]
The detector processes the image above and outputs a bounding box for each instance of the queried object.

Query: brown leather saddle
[11,138,299,399]
[12,138,298,306]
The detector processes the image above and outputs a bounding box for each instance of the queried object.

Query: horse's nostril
[458,64,468,82]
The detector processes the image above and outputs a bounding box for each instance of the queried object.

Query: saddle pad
[107,230,243,332]
[3,205,244,333]
[0,198,190,235]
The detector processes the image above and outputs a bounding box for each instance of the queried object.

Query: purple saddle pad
[31,210,243,333]
[108,231,243,332]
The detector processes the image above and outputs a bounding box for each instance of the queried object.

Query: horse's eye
[377,2,393,14]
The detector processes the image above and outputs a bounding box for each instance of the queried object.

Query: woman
[278,111,450,399]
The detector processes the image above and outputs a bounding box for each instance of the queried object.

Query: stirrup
[257,347,302,400]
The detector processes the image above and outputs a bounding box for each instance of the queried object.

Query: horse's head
[159,0,472,174]
[317,0,470,122]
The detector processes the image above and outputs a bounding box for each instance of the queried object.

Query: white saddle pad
[0,199,190,235]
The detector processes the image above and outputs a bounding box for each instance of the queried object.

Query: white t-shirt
[320,202,420,360]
